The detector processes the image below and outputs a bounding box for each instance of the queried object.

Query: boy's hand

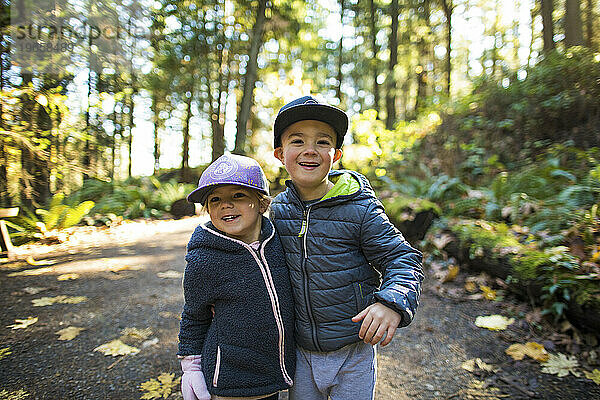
[352,302,402,347]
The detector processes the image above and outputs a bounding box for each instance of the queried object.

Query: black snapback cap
[273,95,348,149]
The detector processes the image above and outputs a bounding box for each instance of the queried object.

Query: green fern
[61,201,95,228]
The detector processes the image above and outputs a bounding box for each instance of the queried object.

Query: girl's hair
[201,186,272,214]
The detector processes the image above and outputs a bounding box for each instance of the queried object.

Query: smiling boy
[270,96,424,400]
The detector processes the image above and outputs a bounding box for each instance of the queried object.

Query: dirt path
[1,218,598,399]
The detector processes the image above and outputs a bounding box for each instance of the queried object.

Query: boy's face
[206,185,266,244]
[274,120,342,198]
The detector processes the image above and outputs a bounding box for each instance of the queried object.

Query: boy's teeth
[223,215,238,221]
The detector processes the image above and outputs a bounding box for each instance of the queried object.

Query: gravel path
[1,217,598,399]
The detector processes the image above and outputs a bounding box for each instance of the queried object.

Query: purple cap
[187,154,269,204]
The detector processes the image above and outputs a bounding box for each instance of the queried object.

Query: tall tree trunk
[414,1,431,117]
[124,87,135,179]
[565,0,583,47]
[385,0,398,130]
[368,0,380,114]
[109,109,117,180]
[540,0,555,53]
[0,135,8,206]
[441,0,452,96]
[585,0,594,49]
[152,90,161,175]
[336,0,345,104]
[527,7,536,68]
[181,94,193,182]
[234,0,267,155]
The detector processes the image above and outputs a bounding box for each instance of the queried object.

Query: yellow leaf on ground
[541,353,581,377]
[441,265,460,283]
[108,264,143,273]
[57,273,80,281]
[0,389,30,399]
[156,270,182,279]
[0,347,11,360]
[31,295,87,306]
[121,327,153,341]
[32,296,67,306]
[7,267,54,277]
[25,256,56,266]
[22,287,48,295]
[94,339,140,356]
[461,358,498,373]
[480,285,497,300]
[464,281,478,293]
[474,315,515,331]
[139,373,181,400]
[585,369,600,385]
[7,317,38,330]
[505,342,549,362]
[60,296,87,304]
[56,326,85,341]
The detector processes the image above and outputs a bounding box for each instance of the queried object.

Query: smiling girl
[177,154,295,400]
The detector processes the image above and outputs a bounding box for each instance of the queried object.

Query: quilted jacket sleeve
[177,246,214,356]
[359,199,424,327]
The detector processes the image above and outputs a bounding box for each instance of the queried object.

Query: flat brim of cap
[274,104,348,148]
[186,183,268,204]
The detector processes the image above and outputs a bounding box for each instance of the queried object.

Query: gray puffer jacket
[271,169,424,352]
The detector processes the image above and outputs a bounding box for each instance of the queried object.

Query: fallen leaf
[461,358,498,373]
[0,347,11,360]
[456,379,504,400]
[7,317,38,330]
[139,373,181,400]
[505,342,549,362]
[32,295,67,306]
[464,281,478,293]
[56,326,85,340]
[94,339,140,356]
[31,295,87,306]
[25,256,56,266]
[57,273,80,281]
[584,369,600,385]
[60,296,87,304]
[142,338,160,348]
[156,270,183,279]
[541,353,581,377]
[474,315,515,331]
[0,389,30,399]
[21,287,48,295]
[121,327,153,341]
[108,264,143,273]
[441,265,460,283]
[158,311,180,319]
[480,285,497,300]
[7,267,54,277]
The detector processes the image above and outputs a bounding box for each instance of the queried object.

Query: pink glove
[181,355,211,400]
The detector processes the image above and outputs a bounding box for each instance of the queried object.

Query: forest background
[1,0,600,333]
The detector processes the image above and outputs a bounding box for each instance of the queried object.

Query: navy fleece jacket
[178,216,295,398]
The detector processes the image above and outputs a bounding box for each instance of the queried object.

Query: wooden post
[0,207,19,259]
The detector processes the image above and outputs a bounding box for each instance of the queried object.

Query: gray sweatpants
[288,342,377,400]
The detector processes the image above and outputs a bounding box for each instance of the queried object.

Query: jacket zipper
[298,206,321,351]
[213,345,221,387]
[201,223,293,386]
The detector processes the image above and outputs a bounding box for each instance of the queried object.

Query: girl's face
[206,185,266,244]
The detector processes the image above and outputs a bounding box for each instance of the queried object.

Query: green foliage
[448,219,599,320]
[72,177,196,220]
[381,195,441,217]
